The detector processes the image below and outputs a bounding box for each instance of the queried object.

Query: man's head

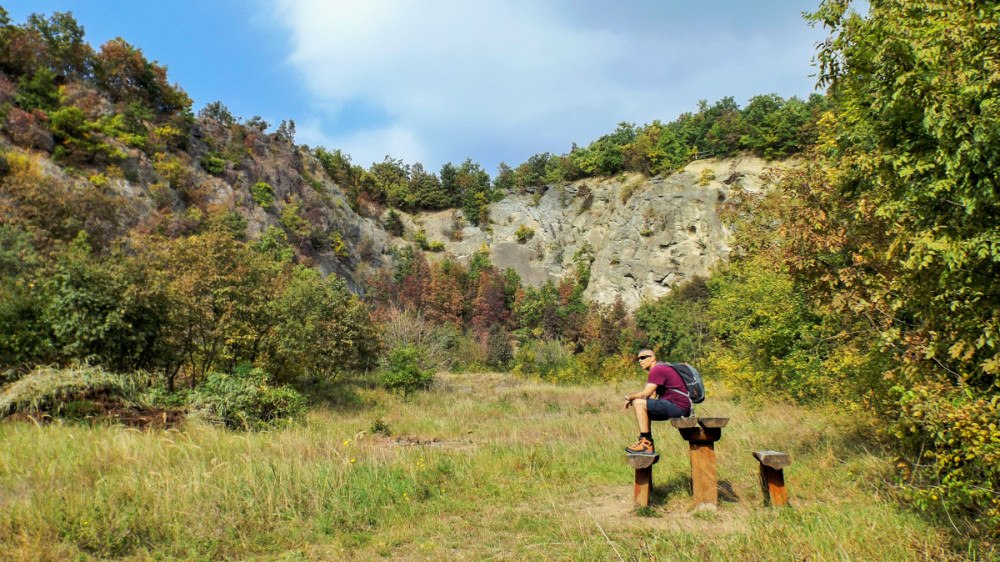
[637,349,656,371]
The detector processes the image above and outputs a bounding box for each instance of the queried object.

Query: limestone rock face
[403,156,779,309]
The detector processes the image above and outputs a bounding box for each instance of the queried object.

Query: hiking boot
[624,436,655,455]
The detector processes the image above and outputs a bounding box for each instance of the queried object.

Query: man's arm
[624,383,659,408]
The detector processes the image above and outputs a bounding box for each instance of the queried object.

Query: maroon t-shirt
[648,363,691,411]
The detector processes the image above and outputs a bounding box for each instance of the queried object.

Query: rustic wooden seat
[626,453,659,506]
[752,450,791,507]
[671,416,730,510]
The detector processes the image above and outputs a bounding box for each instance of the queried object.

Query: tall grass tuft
[0,364,143,417]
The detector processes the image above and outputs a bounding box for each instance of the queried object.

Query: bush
[893,384,1000,537]
[384,208,404,236]
[200,154,225,174]
[193,366,305,430]
[379,345,433,396]
[250,181,274,208]
[635,277,711,363]
[514,224,535,244]
[698,168,715,186]
[484,325,513,370]
[511,339,573,380]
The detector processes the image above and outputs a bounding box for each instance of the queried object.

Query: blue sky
[6,1,829,175]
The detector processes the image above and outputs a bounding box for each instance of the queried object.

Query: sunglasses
[637,355,652,361]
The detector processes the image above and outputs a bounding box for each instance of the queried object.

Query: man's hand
[624,395,631,410]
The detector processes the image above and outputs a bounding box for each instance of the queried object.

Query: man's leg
[630,398,651,433]
[625,399,655,455]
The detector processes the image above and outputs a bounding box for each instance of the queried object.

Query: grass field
[0,373,964,560]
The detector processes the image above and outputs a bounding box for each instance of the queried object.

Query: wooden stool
[752,450,791,507]
[627,453,659,506]
[672,417,729,510]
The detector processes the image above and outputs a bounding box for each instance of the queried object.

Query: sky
[6,1,830,175]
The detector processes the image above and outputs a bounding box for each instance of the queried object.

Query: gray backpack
[657,362,706,404]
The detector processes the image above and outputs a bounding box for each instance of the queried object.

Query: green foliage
[383,208,404,236]
[798,0,1000,536]
[635,278,712,363]
[697,168,715,186]
[278,197,314,245]
[511,339,573,380]
[197,101,236,125]
[378,345,433,396]
[891,385,1000,536]
[48,106,127,163]
[704,260,831,401]
[14,67,59,111]
[514,224,535,244]
[263,267,380,380]
[249,181,274,208]
[33,234,170,373]
[483,325,513,370]
[253,226,294,261]
[200,154,225,174]
[414,229,430,250]
[468,245,493,279]
[331,231,349,258]
[193,366,305,430]
[508,95,826,188]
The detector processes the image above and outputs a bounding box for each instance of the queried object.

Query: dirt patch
[578,484,753,536]
[375,433,475,450]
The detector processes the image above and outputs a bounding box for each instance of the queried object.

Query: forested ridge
[0,0,998,553]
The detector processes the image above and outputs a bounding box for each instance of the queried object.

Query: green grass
[0,373,963,560]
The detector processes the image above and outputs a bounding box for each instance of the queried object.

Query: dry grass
[0,372,962,560]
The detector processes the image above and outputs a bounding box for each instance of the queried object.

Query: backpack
[657,362,706,404]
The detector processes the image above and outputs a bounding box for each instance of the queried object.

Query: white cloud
[296,120,427,168]
[270,0,826,172]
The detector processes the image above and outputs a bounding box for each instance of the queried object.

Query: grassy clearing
[0,373,962,560]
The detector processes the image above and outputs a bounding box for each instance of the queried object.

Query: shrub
[331,231,349,258]
[250,181,274,209]
[698,168,715,186]
[384,208,403,236]
[380,309,460,373]
[200,154,225,174]
[514,224,535,244]
[414,229,429,250]
[484,325,513,370]
[378,345,433,396]
[193,366,305,430]
[892,384,1000,537]
[512,339,573,380]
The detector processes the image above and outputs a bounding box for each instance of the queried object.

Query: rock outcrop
[398,156,782,309]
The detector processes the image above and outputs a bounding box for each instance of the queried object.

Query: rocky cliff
[396,156,782,308]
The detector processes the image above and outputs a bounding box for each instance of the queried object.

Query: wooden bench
[672,417,729,510]
[752,450,791,507]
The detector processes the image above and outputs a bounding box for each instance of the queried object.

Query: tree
[93,37,191,114]
[736,0,1000,536]
[807,0,1000,391]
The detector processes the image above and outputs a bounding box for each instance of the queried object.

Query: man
[623,349,691,455]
